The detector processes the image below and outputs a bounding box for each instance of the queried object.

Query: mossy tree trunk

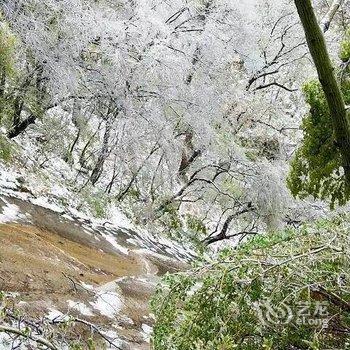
[294,0,350,186]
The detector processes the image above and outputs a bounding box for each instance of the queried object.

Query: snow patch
[126,237,139,246]
[0,166,20,191]
[46,308,69,322]
[141,323,152,342]
[90,291,123,318]
[100,330,126,349]
[51,184,70,198]
[17,301,27,307]
[67,300,94,316]
[187,282,203,297]
[0,202,24,223]
[80,282,94,290]
[108,204,135,230]
[62,213,74,221]
[0,332,11,349]
[103,233,129,255]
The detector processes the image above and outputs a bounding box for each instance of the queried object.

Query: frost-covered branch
[321,0,346,32]
[0,325,58,350]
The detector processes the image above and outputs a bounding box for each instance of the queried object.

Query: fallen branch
[2,305,123,350]
[310,284,350,312]
[254,81,297,92]
[50,317,123,350]
[0,325,58,350]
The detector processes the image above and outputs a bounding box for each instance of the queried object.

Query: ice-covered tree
[0,0,334,244]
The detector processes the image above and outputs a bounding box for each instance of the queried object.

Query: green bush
[0,135,14,162]
[0,19,16,77]
[340,29,350,62]
[80,187,110,218]
[288,29,350,209]
[186,214,207,235]
[151,216,350,349]
[287,80,346,209]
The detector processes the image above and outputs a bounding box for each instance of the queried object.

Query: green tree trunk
[294,0,350,186]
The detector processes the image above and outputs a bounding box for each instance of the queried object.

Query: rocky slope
[0,194,189,349]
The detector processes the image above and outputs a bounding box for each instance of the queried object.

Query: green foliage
[81,187,110,218]
[127,187,141,200]
[287,80,347,208]
[70,341,97,350]
[288,29,350,209]
[159,203,183,233]
[0,134,14,162]
[340,29,350,62]
[151,216,350,349]
[221,178,243,199]
[0,17,47,131]
[186,214,207,235]
[240,135,280,161]
[36,113,74,157]
[157,205,208,252]
[0,20,17,126]
[0,20,16,77]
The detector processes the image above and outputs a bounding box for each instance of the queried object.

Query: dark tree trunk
[178,131,201,182]
[64,99,82,164]
[6,64,44,139]
[7,114,36,139]
[0,71,6,99]
[90,116,113,185]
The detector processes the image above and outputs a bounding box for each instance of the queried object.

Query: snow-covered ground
[0,173,190,349]
[0,162,195,261]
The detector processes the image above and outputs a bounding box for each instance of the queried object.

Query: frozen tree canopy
[0,0,339,238]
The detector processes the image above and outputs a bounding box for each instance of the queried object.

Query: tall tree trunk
[178,131,201,182]
[64,99,82,164]
[0,71,6,99]
[90,116,113,185]
[7,65,44,139]
[295,0,350,187]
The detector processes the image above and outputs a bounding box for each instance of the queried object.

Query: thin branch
[203,206,255,245]
[321,0,346,32]
[254,81,297,92]
[0,325,58,350]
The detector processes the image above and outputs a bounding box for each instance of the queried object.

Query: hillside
[0,193,188,349]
